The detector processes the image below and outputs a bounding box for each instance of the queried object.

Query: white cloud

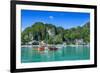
[49,16,54,19]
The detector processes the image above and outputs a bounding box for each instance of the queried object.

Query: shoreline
[21,44,90,48]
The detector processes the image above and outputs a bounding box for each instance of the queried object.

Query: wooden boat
[38,46,45,51]
[48,47,58,51]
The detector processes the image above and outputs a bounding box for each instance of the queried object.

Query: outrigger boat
[48,46,58,51]
[37,40,59,52]
[37,46,45,51]
[37,45,58,51]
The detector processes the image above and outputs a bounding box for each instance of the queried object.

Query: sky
[21,9,90,31]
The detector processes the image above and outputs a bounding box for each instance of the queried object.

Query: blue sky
[21,9,90,31]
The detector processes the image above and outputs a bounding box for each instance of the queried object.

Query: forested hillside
[21,22,90,45]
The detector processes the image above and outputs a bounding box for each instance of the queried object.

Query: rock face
[21,22,90,45]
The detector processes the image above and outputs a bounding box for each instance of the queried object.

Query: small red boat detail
[38,47,45,51]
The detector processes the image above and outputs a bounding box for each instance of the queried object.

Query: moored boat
[38,46,45,51]
[48,47,58,51]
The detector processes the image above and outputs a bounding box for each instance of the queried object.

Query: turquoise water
[21,45,90,63]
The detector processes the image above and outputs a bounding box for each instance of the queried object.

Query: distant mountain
[21,22,90,45]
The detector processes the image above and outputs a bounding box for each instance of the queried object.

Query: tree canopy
[21,22,90,45]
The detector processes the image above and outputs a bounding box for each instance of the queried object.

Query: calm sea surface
[21,45,90,63]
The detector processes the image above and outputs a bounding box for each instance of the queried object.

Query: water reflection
[21,45,90,63]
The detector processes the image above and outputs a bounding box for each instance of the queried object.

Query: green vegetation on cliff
[21,22,90,45]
